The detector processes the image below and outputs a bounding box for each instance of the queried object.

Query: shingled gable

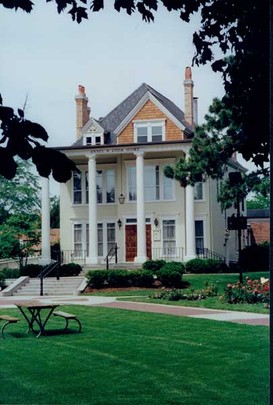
[73,83,194,146]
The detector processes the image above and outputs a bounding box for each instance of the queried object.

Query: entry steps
[9,276,85,296]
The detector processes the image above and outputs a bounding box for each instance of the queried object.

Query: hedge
[185,258,229,274]
[85,269,155,289]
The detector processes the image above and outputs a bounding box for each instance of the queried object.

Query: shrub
[156,268,183,288]
[129,270,154,288]
[239,242,269,271]
[0,273,6,289]
[185,258,228,274]
[0,267,20,278]
[60,263,82,276]
[85,270,109,289]
[142,260,166,273]
[161,261,185,275]
[20,264,45,277]
[107,270,130,288]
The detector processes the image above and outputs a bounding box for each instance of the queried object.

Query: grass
[85,271,270,314]
[0,305,269,405]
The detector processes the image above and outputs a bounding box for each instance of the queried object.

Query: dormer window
[134,120,165,143]
[84,134,104,146]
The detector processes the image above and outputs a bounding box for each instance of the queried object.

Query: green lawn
[85,272,270,314]
[0,305,269,405]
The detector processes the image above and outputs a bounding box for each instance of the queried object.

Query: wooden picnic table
[15,301,60,338]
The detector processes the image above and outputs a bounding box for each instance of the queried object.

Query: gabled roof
[73,83,193,146]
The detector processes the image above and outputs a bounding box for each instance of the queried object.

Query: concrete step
[12,276,85,296]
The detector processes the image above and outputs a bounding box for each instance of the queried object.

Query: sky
[0,2,226,195]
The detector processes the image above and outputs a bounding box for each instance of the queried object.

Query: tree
[0,213,40,268]
[246,177,270,210]
[0,159,41,221]
[0,0,269,182]
[50,196,60,228]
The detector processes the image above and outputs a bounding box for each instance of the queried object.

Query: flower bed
[221,276,270,304]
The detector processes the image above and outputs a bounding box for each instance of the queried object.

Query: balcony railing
[152,247,184,262]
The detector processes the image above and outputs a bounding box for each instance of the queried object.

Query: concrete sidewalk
[0,295,269,326]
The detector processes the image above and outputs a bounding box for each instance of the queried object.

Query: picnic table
[15,301,60,338]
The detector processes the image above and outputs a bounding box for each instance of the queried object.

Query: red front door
[125,224,151,262]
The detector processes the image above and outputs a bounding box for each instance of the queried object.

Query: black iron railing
[37,261,60,296]
[59,250,87,265]
[104,244,118,270]
[196,247,225,262]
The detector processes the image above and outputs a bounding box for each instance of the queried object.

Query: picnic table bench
[0,315,20,338]
[53,311,82,333]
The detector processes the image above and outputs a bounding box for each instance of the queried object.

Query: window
[127,164,173,201]
[74,224,82,254]
[194,182,204,200]
[84,134,103,146]
[134,121,165,143]
[195,220,204,252]
[73,172,82,204]
[96,169,115,204]
[97,222,116,257]
[162,220,176,256]
[73,169,115,205]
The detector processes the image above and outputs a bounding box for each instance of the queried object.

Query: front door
[125,224,151,262]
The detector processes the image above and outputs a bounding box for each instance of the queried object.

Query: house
[48,67,246,266]
[246,209,270,245]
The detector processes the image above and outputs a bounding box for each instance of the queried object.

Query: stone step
[12,276,85,296]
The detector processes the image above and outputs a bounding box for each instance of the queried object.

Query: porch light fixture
[154,218,159,227]
[118,193,125,204]
[117,219,122,229]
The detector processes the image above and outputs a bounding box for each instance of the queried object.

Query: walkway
[0,295,269,326]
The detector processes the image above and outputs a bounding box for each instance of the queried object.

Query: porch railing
[59,250,87,265]
[152,247,184,262]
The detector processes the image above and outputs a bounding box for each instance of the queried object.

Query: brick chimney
[184,67,194,126]
[75,85,90,138]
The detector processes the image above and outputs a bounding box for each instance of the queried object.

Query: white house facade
[42,68,246,266]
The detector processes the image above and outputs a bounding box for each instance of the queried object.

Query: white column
[87,155,98,264]
[41,176,51,264]
[135,151,147,263]
[185,184,196,261]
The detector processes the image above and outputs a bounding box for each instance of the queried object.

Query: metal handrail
[196,247,225,262]
[37,261,60,296]
[104,244,118,270]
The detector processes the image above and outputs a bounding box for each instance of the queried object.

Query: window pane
[194,182,203,200]
[74,224,82,254]
[151,126,162,142]
[106,169,115,203]
[85,172,89,204]
[73,171,82,204]
[137,126,148,143]
[195,220,204,252]
[162,220,176,256]
[86,224,89,256]
[163,174,173,200]
[128,166,137,201]
[144,166,156,201]
[96,170,103,204]
[107,223,116,252]
[97,223,103,256]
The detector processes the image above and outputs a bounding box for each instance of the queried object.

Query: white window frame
[126,163,174,202]
[72,166,116,205]
[195,217,207,253]
[194,182,205,201]
[97,221,117,258]
[133,120,165,143]
[162,218,177,257]
[84,133,104,146]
